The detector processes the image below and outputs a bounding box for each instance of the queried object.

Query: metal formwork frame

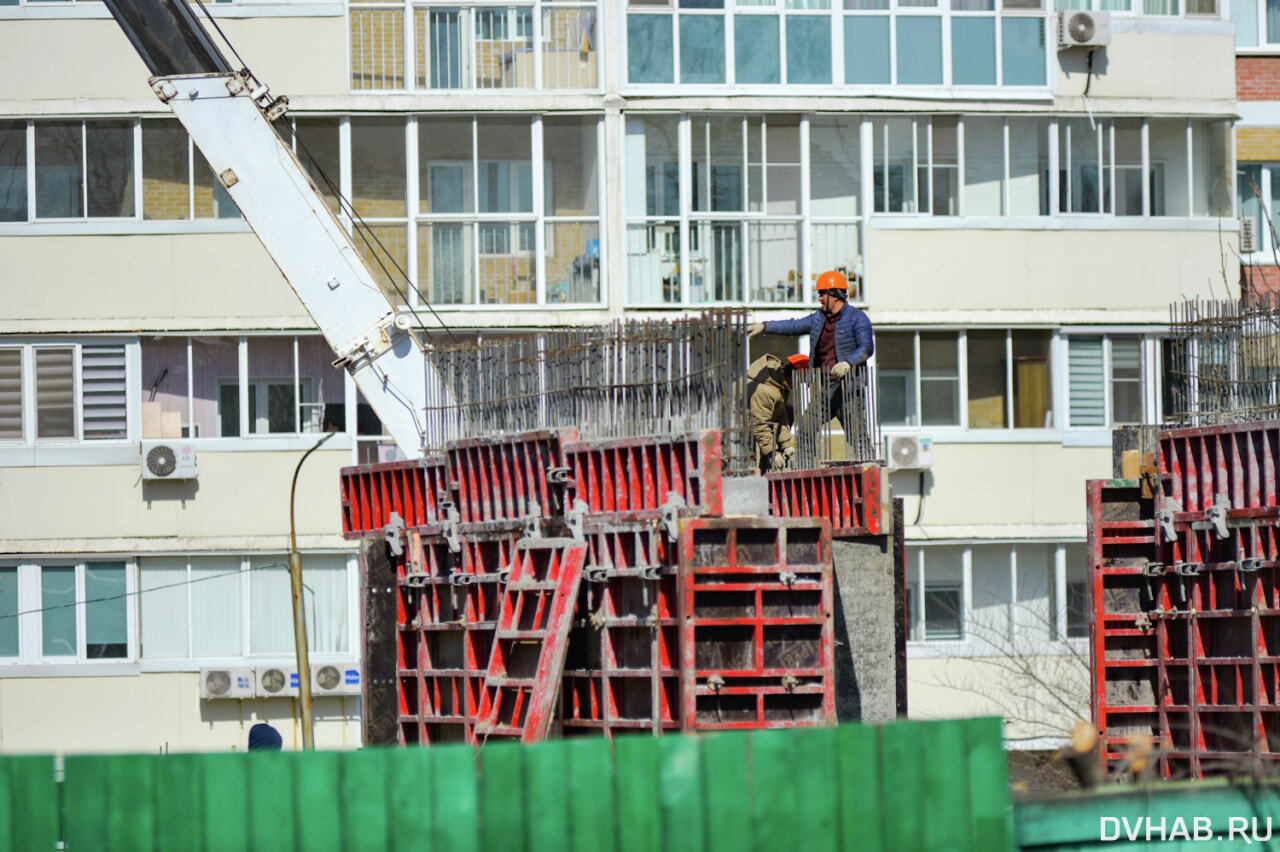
[341,457,448,538]
[562,430,724,522]
[766,463,884,536]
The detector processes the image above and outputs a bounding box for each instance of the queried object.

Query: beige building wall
[0,674,360,754]
[1055,31,1236,105]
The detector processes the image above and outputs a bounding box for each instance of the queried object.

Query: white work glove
[830,361,851,380]
[782,446,796,464]
[769,451,787,471]
[748,323,765,338]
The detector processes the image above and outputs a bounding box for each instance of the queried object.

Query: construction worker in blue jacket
[748,269,873,436]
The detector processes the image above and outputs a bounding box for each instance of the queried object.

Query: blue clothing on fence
[762,306,874,368]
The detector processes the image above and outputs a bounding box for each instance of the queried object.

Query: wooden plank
[154,754,206,852]
[614,735,661,852]
[431,744,479,852]
[566,737,615,852]
[201,753,250,852]
[658,733,705,852]
[9,756,57,852]
[923,720,971,852]
[836,723,883,852]
[63,756,109,852]
[294,751,342,852]
[965,718,1012,852]
[106,755,156,851]
[342,748,391,852]
[702,732,751,852]
[526,740,570,852]
[388,748,433,852]
[879,721,926,851]
[246,751,297,851]
[479,742,525,852]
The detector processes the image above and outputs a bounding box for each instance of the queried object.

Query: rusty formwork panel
[561,430,724,521]
[340,457,448,539]
[447,429,578,525]
[678,517,836,731]
[766,463,884,537]
[561,523,682,737]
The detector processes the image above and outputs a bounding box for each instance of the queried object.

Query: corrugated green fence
[0,718,1010,852]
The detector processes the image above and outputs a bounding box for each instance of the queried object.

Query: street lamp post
[289,430,334,749]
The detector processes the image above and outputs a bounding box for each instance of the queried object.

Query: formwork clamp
[1144,561,1165,577]
[1174,562,1200,576]
[1208,494,1230,540]
[1238,558,1265,574]
[565,498,588,542]
[522,501,542,540]
[448,571,475,587]
[1157,498,1180,543]
[546,466,574,485]
[661,492,687,542]
[440,501,461,553]
[382,511,406,557]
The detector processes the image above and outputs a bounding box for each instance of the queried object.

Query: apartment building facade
[0,0,1237,752]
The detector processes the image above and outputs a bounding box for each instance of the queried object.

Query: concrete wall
[1056,31,1236,104]
[0,672,359,754]
[868,229,1233,317]
[0,449,349,551]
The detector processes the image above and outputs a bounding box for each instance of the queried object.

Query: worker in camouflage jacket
[747,353,810,472]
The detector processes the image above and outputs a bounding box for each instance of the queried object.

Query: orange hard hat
[816,270,848,292]
[787,354,810,370]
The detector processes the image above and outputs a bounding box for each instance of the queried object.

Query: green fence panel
[63,755,110,852]
[880,721,927,851]
[154,753,206,852]
[7,756,58,852]
[790,728,840,852]
[565,736,615,852]
[293,750,341,852]
[343,747,392,852]
[658,733,705,852]
[387,747,433,852]
[526,738,570,852]
[835,723,883,852]
[479,742,525,852]
[923,717,971,852]
[106,754,156,851]
[614,735,661,852]
[702,731,751,852]
[430,744,478,852]
[245,750,297,851]
[201,752,250,852]
[965,718,1013,852]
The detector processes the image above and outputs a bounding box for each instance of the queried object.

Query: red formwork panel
[766,463,884,536]
[561,523,682,737]
[678,517,836,731]
[447,429,578,525]
[340,457,449,539]
[475,540,587,743]
[562,431,724,521]
[1158,422,1280,518]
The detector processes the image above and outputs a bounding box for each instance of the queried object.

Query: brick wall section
[1242,264,1280,299]
[1238,57,1280,101]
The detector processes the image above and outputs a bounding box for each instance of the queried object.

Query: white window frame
[1063,331,1162,430]
[3,559,139,667]
[0,339,134,447]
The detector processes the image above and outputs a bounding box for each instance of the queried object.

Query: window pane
[625,115,680,218]
[874,117,917,213]
[970,545,1010,642]
[1239,164,1264,251]
[418,222,474,304]
[541,7,600,89]
[0,348,20,439]
[81,344,127,440]
[875,333,916,427]
[42,566,76,657]
[763,116,801,214]
[1008,118,1048,216]
[1068,337,1104,427]
[420,117,473,215]
[193,336,240,439]
[86,120,134,218]
[0,567,16,657]
[193,147,238,220]
[689,220,744,301]
[547,221,601,303]
[1013,330,1052,428]
[920,332,959,425]
[1066,582,1088,637]
[351,118,406,218]
[479,221,536,304]
[896,17,943,85]
[357,223,410,306]
[1014,544,1053,642]
[350,8,405,89]
[1192,120,1232,218]
[545,116,600,217]
[951,17,996,85]
[294,118,341,214]
[192,556,242,657]
[247,338,298,435]
[810,116,861,216]
[1231,0,1258,47]
[142,120,189,221]
[692,116,745,212]
[746,221,800,303]
[967,331,1007,428]
[964,117,1003,216]
[35,347,74,439]
[1112,337,1142,425]
[141,337,191,439]
[1001,17,1046,86]
[923,546,963,640]
[0,120,28,222]
[35,122,83,219]
[140,556,189,659]
[1059,119,1100,214]
[1144,0,1176,14]
[786,16,831,83]
[477,117,532,212]
[1113,119,1143,216]
[627,222,681,303]
[811,223,863,299]
[680,14,726,83]
[1149,119,1189,217]
[85,562,127,659]
[304,555,350,654]
[628,14,676,83]
[736,15,781,84]
[930,117,958,215]
[250,556,293,655]
[845,16,890,84]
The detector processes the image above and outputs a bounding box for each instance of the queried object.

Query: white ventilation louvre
[82,344,127,440]
[34,347,74,439]
[1241,218,1258,254]
[0,349,20,439]
[1067,337,1105,428]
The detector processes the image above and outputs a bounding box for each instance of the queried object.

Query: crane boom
[102,0,440,457]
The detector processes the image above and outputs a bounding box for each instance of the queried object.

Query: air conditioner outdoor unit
[312,662,362,696]
[885,434,935,471]
[255,665,300,698]
[141,440,198,480]
[1058,10,1110,49]
[199,667,255,700]
[1241,218,1258,254]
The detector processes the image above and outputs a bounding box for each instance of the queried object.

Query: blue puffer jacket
[763,305,874,367]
